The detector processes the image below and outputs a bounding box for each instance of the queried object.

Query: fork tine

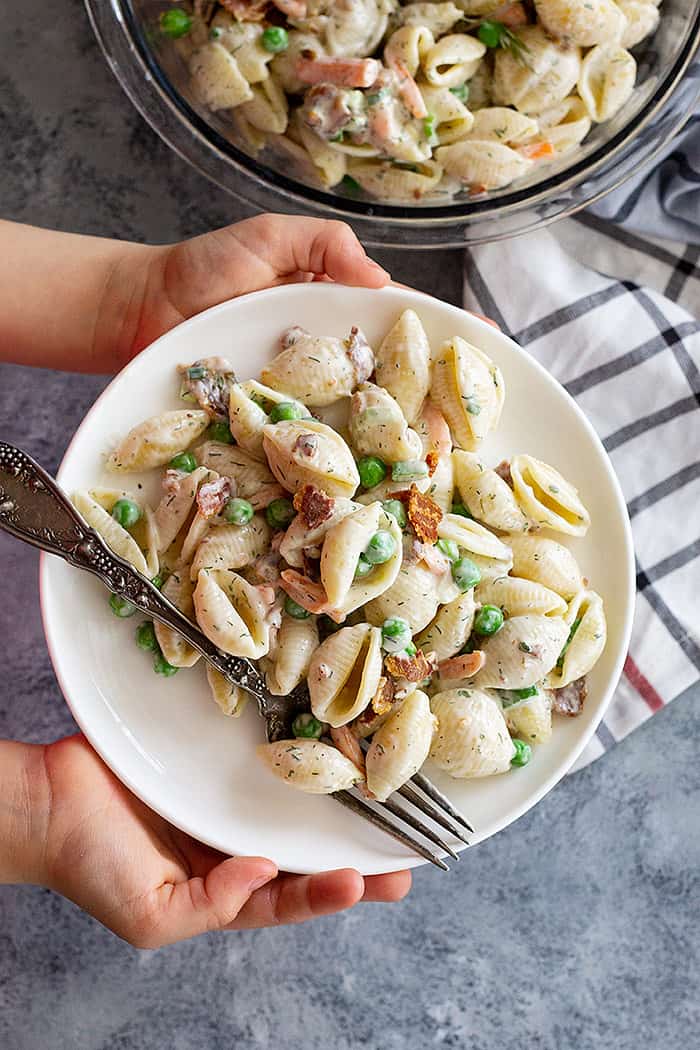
[397,782,470,846]
[334,791,449,871]
[408,771,475,834]
[379,796,460,861]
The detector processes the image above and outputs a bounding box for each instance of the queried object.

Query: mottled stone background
[1,3,698,1049]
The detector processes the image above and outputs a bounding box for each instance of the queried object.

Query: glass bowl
[85,0,700,247]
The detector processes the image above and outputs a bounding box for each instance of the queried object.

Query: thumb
[135,857,278,948]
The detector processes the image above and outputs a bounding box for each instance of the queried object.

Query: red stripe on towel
[624,655,665,712]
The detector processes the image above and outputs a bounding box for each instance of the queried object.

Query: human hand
[29,734,409,948]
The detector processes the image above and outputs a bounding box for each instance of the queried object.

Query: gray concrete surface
[1,3,698,1049]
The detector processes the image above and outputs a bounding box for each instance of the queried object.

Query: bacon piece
[372,675,395,716]
[250,551,281,585]
[495,460,513,488]
[353,677,398,738]
[385,648,433,683]
[425,451,439,477]
[494,1,529,27]
[413,539,450,576]
[296,55,381,89]
[388,57,428,119]
[345,326,374,382]
[280,569,344,621]
[196,476,233,518]
[437,651,486,679]
[406,484,442,545]
[293,433,319,458]
[552,677,587,716]
[249,483,287,510]
[330,725,366,775]
[293,484,334,530]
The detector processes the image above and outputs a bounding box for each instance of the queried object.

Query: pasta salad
[75,310,606,800]
[158,0,661,203]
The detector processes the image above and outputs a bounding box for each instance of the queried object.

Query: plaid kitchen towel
[463,218,700,769]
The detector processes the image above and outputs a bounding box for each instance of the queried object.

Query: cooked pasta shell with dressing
[418,84,475,146]
[324,0,393,57]
[384,23,434,75]
[193,569,271,658]
[430,688,515,778]
[577,45,636,123]
[534,0,627,46]
[535,96,592,155]
[195,442,277,500]
[452,450,530,533]
[506,534,583,599]
[349,382,423,463]
[228,381,309,460]
[498,685,553,744]
[238,76,289,135]
[364,559,444,633]
[154,570,200,668]
[618,0,660,48]
[279,496,358,568]
[399,1,463,35]
[423,33,487,87]
[84,488,159,578]
[209,12,273,83]
[366,690,437,801]
[188,517,271,580]
[355,472,431,506]
[308,623,383,727]
[416,589,476,662]
[348,159,444,202]
[438,512,513,564]
[431,337,504,449]
[375,309,432,424]
[261,331,370,407]
[510,454,590,536]
[546,589,607,688]
[257,740,364,794]
[262,419,360,498]
[72,491,150,577]
[295,117,347,188]
[493,26,581,114]
[466,107,539,145]
[320,502,403,615]
[189,42,253,111]
[106,410,210,473]
[152,466,213,554]
[476,576,568,618]
[474,614,569,690]
[206,665,249,718]
[425,452,455,513]
[436,139,531,191]
[263,614,319,696]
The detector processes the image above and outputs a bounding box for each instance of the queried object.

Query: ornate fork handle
[0,442,273,706]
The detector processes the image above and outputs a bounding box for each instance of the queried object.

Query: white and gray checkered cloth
[463,206,700,769]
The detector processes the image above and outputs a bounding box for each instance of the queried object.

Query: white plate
[40,284,635,875]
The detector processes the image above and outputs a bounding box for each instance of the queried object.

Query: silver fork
[0,442,473,869]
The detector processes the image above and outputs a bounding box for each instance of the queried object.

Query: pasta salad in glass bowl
[86,0,700,243]
[42,284,634,873]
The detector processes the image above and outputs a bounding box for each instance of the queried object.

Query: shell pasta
[162,0,660,204]
[83,308,606,799]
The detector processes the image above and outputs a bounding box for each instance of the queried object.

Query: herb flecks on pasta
[81,308,606,798]
[162,0,657,203]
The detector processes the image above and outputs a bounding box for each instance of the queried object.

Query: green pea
[224,497,254,525]
[111,498,141,529]
[511,738,532,767]
[365,530,396,565]
[266,497,295,530]
[436,538,459,562]
[381,616,412,654]
[450,83,469,102]
[354,554,373,579]
[358,455,387,489]
[478,20,503,48]
[154,652,179,677]
[208,421,234,444]
[514,685,538,700]
[151,573,164,590]
[109,592,136,618]
[160,8,193,38]
[262,26,289,52]
[292,712,323,739]
[451,502,472,519]
[424,113,438,143]
[284,596,310,620]
[269,401,305,423]
[452,556,481,592]
[168,451,197,473]
[382,499,407,529]
[135,621,158,652]
[474,604,504,636]
[404,641,417,657]
[391,459,428,482]
[341,174,361,196]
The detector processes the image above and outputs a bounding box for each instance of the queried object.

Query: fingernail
[248,873,274,893]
